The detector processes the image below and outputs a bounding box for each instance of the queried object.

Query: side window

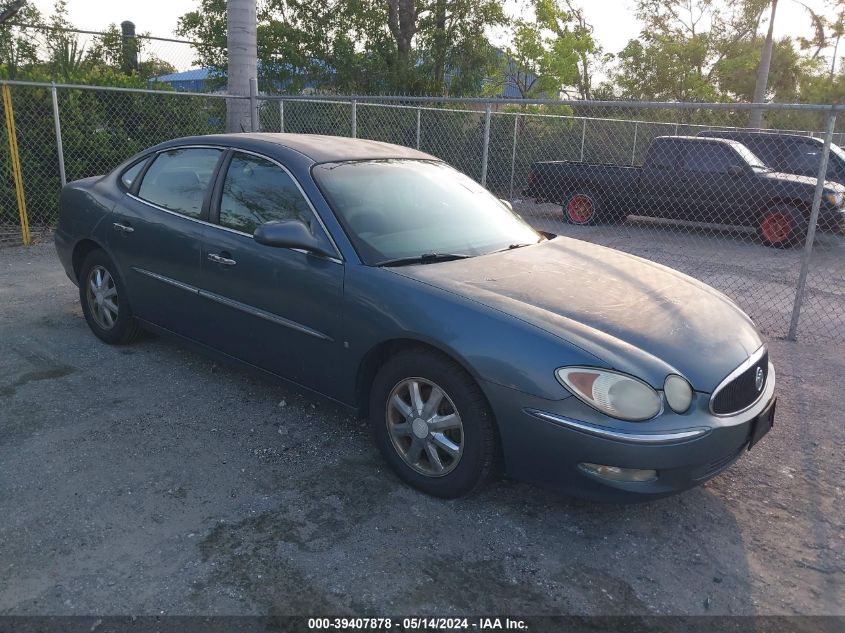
[683,144,735,174]
[137,148,222,218]
[781,143,822,173]
[219,153,315,234]
[647,141,680,169]
[120,159,147,190]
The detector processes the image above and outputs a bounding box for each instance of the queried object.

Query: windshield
[313,159,541,265]
[828,141,845,163]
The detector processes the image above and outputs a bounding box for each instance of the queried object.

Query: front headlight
[823,191,843,207]
[555,367,662,421]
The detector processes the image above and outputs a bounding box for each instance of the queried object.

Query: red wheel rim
[567,195,594,223]
[760,212,792,244]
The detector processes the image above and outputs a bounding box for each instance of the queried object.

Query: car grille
[711,350,769,415]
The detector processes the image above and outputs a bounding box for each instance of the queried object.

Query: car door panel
[109,198,207,334]
[197,231,344,391]
[107,147,224,336]
[195,150,346,395]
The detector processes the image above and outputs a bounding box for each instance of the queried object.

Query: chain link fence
[0,81,843,343]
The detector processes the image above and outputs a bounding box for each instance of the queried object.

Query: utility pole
[750,0,779,129]
[226,0,257,132]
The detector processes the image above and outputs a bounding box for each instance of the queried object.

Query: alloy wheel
[86,265,119,330]
[385,377,464,477]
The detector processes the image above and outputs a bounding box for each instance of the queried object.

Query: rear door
[108,146,224,335]
[195,150,345,393]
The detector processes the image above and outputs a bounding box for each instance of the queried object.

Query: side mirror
[499,199,513,210]
[729,165,746,177]
[253,219,334,258]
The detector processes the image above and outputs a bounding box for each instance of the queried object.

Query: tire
[78,249,142,344]
[757,206,807,248]
[368,348,500,498]
[563,192,603,225]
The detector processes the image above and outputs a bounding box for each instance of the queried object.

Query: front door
[677,143,750,225]
[196,150,345,394]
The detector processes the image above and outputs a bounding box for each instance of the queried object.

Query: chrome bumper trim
[523,409,711,445]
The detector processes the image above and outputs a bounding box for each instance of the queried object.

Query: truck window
[781,142,822,173]
[646,140,680,169]
[683,144,736,174]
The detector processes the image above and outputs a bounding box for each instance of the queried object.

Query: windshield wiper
[377,253,471,267]
[488,242,537,255]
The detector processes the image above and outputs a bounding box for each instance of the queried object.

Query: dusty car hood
[391,237,762,392]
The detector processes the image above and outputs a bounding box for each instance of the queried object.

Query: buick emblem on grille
[755,366,764,392]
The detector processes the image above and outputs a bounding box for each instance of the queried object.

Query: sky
[27,0,841,72]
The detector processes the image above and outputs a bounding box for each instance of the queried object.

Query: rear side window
[218,152,315,234]
[682,144,736,174]
[137,148,222,218]
[120,159,147,190]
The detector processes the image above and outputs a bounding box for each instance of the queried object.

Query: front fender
[341,265,607,402]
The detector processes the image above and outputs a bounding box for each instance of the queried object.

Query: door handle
[208,253,237,266]
[112,222,134,233]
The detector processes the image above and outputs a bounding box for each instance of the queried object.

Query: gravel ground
[0,242,843,617]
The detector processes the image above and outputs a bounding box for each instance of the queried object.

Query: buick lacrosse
[55,134,776,502]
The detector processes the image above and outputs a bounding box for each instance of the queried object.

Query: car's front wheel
[78,249,142,344]
[757,206,807,248]
[369,349,499,498]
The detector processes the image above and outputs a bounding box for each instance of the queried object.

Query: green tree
[177,0,506,95]
[0,3,43,78]
[492,0,598,99]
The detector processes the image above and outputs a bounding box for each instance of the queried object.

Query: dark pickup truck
[525,135,845,247]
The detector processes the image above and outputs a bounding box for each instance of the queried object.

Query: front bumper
[481,365,776,503]
[818,206,845,233]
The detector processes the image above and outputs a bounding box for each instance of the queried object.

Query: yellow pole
[2,84,31,245]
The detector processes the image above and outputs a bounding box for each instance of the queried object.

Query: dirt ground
[0,242,843,617]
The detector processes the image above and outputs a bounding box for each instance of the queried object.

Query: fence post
[788,109,837,340]
[480,102,492,187]
[580,119,586,162]
[51,82,66,187]
[508,115,519,201]
[351,99,357,138]
[1,84,30,245]
[279,100,284,133]
[631,121,639,165]
[248,77,258,132]
[416,106,421,149]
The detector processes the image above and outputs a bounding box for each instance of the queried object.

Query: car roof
[696,130,821,144]
[654,135,750,150]
[152,133,438,163]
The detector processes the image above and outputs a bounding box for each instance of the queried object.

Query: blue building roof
[152,68,215,83]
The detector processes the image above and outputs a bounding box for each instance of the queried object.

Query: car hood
[763,170,845,193]
[390,238,762,392]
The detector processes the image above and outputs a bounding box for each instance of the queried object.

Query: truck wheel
[757,207,807,248]
[563,193,602,225]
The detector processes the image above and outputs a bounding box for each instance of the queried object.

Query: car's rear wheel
[563,192,603,225]
[369,349,499,498]
[757,207,806,248]
[79,249,142,344]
